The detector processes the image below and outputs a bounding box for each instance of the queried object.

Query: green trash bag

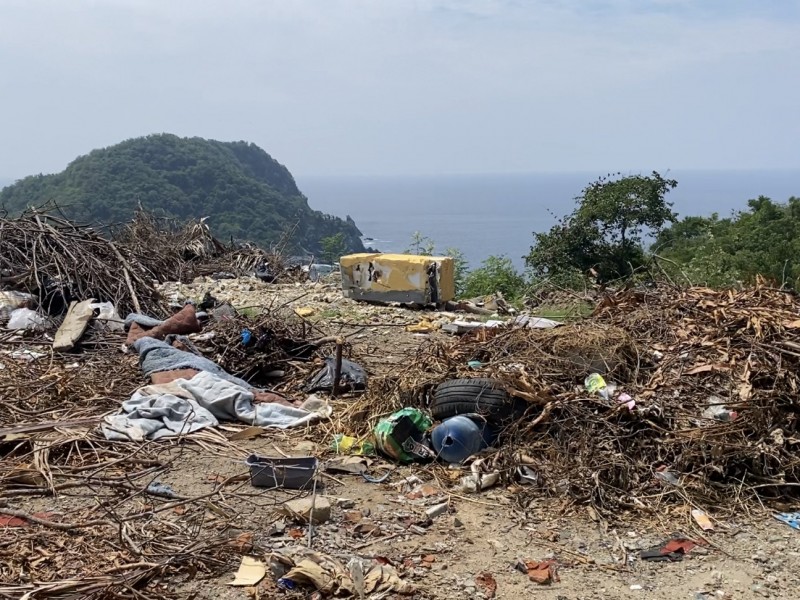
[372,408,433,464]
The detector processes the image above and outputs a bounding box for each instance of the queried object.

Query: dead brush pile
[0,207,166,316]
[0,350,251,599]
[0,206,299,322]
[350,283,800,512]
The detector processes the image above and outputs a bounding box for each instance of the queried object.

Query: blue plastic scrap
[277,578,296,590]
[774,512,800,530]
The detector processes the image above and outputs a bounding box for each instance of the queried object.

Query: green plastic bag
[372,408,433,464]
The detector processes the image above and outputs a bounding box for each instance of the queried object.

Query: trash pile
[6,206,800,600]
[344,283,800,511]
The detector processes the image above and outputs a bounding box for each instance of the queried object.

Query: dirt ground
[5,277,800,599]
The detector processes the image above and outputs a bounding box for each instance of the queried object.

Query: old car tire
[431,378,524,423]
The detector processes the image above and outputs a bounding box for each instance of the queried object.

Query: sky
[1,0,798,179]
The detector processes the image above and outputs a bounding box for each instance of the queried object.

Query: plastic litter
[691,509,714,531]
[584,373,609,399]
[655,468,680,486]
[618,393,636,410]
[246,455,317,489]
[6,308,48,331]
[774,511,800,530]
[640,537,699,562]
[373,408,433,463]
[331,434,375,456]
[431,415,490,464]
[306,357,367,393]
[512,315,562,329]
[89,301,124,331]
[0,291,33,316]
[459,471,500,493]
[146,481,179,499]
[702,402,738,422]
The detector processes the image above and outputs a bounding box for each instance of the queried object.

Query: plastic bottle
[702,405,738,422]
[431,416,489,464]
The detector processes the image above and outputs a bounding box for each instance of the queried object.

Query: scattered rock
[282,497,331,525]
[426,502,449,520]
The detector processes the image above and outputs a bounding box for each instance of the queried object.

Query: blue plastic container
[431,416,490,464]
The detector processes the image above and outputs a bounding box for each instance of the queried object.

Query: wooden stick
[105,239,142,314]
[332,337,344,397]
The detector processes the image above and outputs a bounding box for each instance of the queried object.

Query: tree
[526,171,677,282]
[319,232,348,264]
[656,196,800,288]
[406,231,435,256]
[0,134,366,255]
[463,255,526,300]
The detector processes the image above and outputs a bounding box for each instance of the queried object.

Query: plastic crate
[245,454,317,489]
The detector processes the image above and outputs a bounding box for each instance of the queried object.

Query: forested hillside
[0,134,364,254]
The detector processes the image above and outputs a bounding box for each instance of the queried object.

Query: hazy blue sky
[1,0,798,179]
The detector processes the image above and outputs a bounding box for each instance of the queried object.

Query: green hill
[0,134,364,255]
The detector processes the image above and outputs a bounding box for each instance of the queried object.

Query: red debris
[475,572,497,598]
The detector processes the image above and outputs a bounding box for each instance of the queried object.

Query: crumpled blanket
[134,337,253,389]
[102,371,329,441]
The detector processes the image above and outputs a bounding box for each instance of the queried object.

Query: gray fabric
[102,371,321,441]
[124,313,165,330]
[133,337,253,389]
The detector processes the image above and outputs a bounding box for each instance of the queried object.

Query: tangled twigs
[0,206,164,316]
[0,502,111,530]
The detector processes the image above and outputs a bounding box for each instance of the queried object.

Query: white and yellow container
[339,253,455,305]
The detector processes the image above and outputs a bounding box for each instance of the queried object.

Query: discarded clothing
[124,313,165,329]
[134,337,253,389]
[125,304,202,344]
[101,371,326,441]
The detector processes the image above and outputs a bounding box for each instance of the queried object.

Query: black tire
[431,378,521,423]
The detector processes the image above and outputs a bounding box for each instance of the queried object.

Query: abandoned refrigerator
[339,253,455,305]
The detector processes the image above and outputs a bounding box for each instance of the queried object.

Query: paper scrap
[228,556,267,586]
[691,509,713,531]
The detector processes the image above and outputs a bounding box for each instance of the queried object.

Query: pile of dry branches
[0,350,270,599]
[0,206,312,324]
[193,307,346,392]
[0,208,165,316]
[114,209,274,283]
[347,283,800,512]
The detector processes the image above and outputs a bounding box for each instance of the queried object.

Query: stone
[282,497,331,525]
[426,502,449,520]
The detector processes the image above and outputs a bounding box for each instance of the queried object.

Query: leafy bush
[463,255,526,300]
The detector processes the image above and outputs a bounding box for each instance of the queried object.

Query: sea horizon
[299,168,800,269]
[2,168,798,270]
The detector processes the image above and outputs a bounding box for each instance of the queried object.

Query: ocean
[299,170,800,269]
